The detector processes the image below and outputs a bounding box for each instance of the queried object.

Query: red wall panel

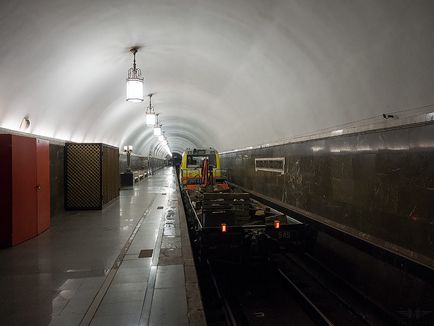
[0,134,51,247]
[11,135,37,245]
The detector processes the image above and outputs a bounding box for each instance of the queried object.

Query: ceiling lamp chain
[126,48,144,102]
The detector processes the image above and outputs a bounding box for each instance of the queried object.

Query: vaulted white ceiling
[0,0,433,156]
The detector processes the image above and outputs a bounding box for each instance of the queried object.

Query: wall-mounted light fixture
[145,93,156,125]
[126,48,144,102]
[19,115,30,130]
[382,113,398,120]
[123,145,133,171]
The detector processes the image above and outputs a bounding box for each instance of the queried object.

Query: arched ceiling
[0,0,433,157]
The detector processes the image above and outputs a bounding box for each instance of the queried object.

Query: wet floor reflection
[0,168,174,325]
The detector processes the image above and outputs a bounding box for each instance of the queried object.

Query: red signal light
[274,220,280,229]
[221,223,227,233]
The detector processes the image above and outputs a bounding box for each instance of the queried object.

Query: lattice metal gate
[65,143,119,210]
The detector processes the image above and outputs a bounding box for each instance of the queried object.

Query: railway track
[181,180,432,325]
[280,252,400,325]
[198,258,318,326]
[184,198,394,324]
[196,250,399,326]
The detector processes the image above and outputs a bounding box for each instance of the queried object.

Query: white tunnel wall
[0,0,433,157]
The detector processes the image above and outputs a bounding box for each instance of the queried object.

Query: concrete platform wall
[220,122,434,263]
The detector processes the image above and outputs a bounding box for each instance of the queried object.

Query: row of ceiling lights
[125,48,171,155]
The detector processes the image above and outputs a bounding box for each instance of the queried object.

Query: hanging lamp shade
[126,48,144,102]
[153,113,162,136]
[145,93,157,125]
[126,79,144,102]
[153,126,162,136]
[145,113,156,126]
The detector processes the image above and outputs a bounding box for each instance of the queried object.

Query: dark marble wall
[119,154,147,172]
[119,154,167,173]
[149,157,167,172]
[220,122,434,262]
[49,144,64,218]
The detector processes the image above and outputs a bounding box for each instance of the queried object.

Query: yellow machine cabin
[180,148,227,190]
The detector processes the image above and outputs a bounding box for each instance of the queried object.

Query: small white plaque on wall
[255,157,285,174]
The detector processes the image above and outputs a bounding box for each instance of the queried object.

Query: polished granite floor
[0,167,192,326]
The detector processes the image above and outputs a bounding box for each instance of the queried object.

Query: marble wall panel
[221,122,434,261]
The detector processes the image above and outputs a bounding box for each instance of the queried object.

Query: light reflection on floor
[0,167,176,325]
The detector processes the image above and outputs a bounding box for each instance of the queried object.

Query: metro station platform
[0,167,205,326]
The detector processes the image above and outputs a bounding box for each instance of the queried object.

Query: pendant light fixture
[145,93,157,125]
[126,48,144,102]
[153,114,162,136]
[154,125,162,136]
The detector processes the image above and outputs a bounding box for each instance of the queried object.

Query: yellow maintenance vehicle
[179,147,228,190]
[179,147,307,262]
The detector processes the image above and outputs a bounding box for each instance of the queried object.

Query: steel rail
[206,259,238,326]
[276,267,334,326]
